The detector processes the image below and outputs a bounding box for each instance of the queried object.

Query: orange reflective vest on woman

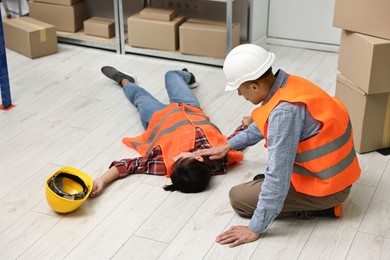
[252,74,360,197]
[123,103,243,177]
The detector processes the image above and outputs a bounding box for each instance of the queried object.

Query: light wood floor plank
[64,184,169,259]
[18,174,146,259]
[346,232,390,260]
[50,105,136,168]
[250,219,317,260]
[157,162,264,259]
[134,189,213,243]
[0,211,60,259]
[204,214,265,260]
[0,125,89,198]
[0,163,62,233]
[356,152,390,187]
[359,162,390,238]
[112,236,168,260]
[298,183,376,260]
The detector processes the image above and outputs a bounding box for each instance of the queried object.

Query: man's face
[237,81,267,105]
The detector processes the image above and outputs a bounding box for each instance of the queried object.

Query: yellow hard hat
[46,167,93,213]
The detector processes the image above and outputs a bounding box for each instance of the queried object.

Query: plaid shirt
[111,124,247,178]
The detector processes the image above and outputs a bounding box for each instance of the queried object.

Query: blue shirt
[228,70,322,233]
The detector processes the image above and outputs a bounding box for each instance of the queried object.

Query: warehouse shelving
[54,0,238,66]
[56,0,121,53]
[57,30,118,52]
[118,0,235,66]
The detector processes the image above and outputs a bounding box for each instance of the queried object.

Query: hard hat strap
[49,172,89,200]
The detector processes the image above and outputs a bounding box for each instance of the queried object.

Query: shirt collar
[263,69,288,104]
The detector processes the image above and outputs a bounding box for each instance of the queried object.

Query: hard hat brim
[225,84,238,91]
[46,167,93,213]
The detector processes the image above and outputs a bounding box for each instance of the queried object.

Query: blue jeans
[123,70,201,129]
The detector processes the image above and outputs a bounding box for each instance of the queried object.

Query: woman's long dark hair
[164,158,212,193]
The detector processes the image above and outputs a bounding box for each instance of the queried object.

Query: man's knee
[229,184,257,218]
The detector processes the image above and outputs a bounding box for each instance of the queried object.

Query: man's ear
[195,155,204,162]
[251,82,260,92]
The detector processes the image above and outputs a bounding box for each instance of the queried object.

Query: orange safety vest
[123,103,243,177]
[252,75,360,196]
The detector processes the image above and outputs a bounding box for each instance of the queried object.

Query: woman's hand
[90,178,105,198]
[242,116,253,126]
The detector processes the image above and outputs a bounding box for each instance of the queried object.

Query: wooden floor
[1,43,389,260]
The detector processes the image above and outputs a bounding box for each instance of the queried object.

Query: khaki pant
[229,179,351,218]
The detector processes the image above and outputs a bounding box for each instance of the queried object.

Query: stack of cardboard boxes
[333,0,390,153]
[127,7,240,59]
[28,0,114,38]
[2,1,116,59]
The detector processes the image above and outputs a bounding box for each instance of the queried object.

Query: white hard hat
[223,44,275,91]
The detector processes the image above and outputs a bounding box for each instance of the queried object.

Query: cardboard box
[139,7,176,21]
[333,0,390,40]
[338,30,390,94]
[127,13,185,51]
[32,0,80,5]
[28,1,87,32]
[2,17,58,58]
[179,19,240,58]
[336,74,390,153]
[84,17,115,38]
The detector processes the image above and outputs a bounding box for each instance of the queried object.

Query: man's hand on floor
[216,225,260,247]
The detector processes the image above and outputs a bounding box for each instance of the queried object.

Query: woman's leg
[123,82,166,129]
[164,70,201,108]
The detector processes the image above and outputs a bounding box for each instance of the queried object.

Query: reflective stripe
[130,105,220,154]
[131,107,206,148]
[293,145,356,180]
[184,107,208,120]
[142,119,214,154]
[139,107,182,147]
[295,120,352,163]
[183,108,222,133]
[140,106,202,147]
[132,118,188,148]
[144,119,190,154]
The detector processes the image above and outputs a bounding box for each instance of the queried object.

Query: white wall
[248,0,268,46]
[1,1,29,18]
[267,0,341,51]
